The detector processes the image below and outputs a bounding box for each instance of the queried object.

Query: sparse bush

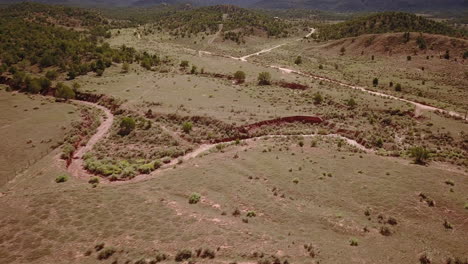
[190,65,198,74]
[175,249,192,262]
[292,178,299,184]
[349,238,358,246]
[122,62,130,73]
[313,93,323,105]
[419,253,431,264]
[182,121,193,133]
[95,243,105,251]
[188,193,201,204]
[443,220,453,229]
[318,64,323,70]
[380,226,392,236]
[89,177,100,184]
[232,208,241,216]
[55,174,68,183]
[257,72,271,85]
[45,70,58,80]
[294,56,302,64]
[97,247,116,260]
[395,83,402,92]
[180,60,189,69]
[234,70,246,83]
[346,98,357,108]
[119,117,136,136]
[246,211,256,217]
[55,82,75,100]
[200,249,216,259]
[372,78,379,87]
[409,146,430,165]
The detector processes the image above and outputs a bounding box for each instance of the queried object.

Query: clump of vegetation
[349,238,358,246]
[55,83,75,100]
[246,211,256,217]
[119,117,136,136]
[294,56,302,65]
[175,249,192,262]
[182,121,193,133]
[395,83,402,92]
[180,60,189,69]
[234,70,246,83]
[55,174,68,183]
[97,247,116,260]
[313,92,323,105]
[373,78,379,87]
[257,72,271,85]
[89,177,100,185]
[409,146,430,165]
[188,193,201,204]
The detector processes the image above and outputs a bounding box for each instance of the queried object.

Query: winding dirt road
[67,100,114,180]
[66,101,371,184]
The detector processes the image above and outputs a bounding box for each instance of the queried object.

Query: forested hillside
[315,12,466,41]
[0,3,141,95]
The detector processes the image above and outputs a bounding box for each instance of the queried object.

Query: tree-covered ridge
[158,5,292,38]
[315,12,466,41]
[4,2,108,29]
[0,3,164,96]
[106,4,293,39]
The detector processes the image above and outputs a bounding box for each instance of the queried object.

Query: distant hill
[252,0,468,12]
[2,0,467,11]
[314,12,466,40]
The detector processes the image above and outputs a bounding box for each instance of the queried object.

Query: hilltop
[314,12,466,41]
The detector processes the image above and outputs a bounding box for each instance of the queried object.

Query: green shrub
[61,143,75,160]
[257,72,271,85]
[409,146,430,165]
[349,238,358,246]
[119,117,136,136]
[313,93,323,105]
[122,62,130,73]
[55,174,68,183]
[294,56,302,65]
[180,60,189,69]
[395,83,402,92]
[190,65,198,74]
[188,193,201,204]
[372,78,379,87]
[55,83,75,100]
[138,163,154,174]
[234,70,246,83]
[175,249,192,262]
[246,211,256,217]
[88,177,100,184]
[45,70,58,80]
[182,121,193,133]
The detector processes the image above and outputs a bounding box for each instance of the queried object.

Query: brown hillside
[319,32,468,59]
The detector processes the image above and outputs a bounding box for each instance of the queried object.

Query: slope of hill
[314,12,466,41]
[252,0,468,12]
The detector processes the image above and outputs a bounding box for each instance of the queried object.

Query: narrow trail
[208,23,223,44]
[67,100,114,180]
[269,66,467,120]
